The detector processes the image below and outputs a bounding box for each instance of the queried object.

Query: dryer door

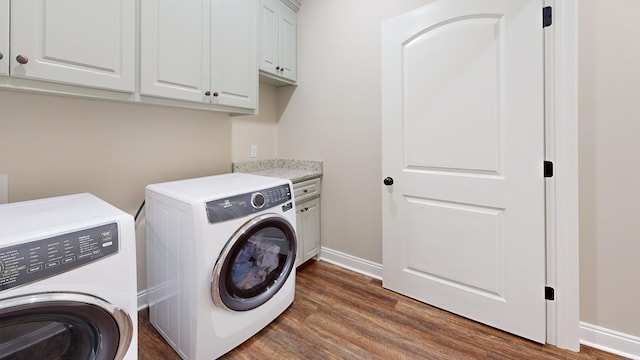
[211,213,296,311]
[0,293,133,360]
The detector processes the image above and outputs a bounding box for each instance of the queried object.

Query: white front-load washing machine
[145,173,297,360]
[0,193,138,360]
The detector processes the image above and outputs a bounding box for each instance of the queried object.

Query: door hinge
[543,6,553,27]
[545,286,555,301]
[544,161,554,178]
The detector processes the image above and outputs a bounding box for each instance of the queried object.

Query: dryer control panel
[0,223,119,291]
[206,184,293,224]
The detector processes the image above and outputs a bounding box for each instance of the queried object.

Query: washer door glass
[212,213,296,311]
[0,294,132,360]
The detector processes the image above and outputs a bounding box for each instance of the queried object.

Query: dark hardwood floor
[138,260,627,360]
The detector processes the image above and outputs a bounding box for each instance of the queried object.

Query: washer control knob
[251,192,265,209]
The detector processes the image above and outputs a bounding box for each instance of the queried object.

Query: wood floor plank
[138,260,629,360]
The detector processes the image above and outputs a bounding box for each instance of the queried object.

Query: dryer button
[251,193,265,209]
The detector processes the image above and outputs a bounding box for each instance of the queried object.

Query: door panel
[382,0,545,343]
[405,198,505,296]
[404,16,502,174]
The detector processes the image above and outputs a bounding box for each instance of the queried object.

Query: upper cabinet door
[140,0,211,103]
[260,0,279,76]
[278,3,297,82]
[0,0,8,76]
[210,0,258,110]
[259,0,297,83]
[10,0,135,92]
[141,0,257,110]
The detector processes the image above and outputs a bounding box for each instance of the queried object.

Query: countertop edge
[232,159,323,183]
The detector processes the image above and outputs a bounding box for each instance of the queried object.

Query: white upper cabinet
[9,0,135,92]
[211,0,258,109]
[140,0,210,103]
[141,0,258,111]
[260,0,297,83]
[0,0,8,76]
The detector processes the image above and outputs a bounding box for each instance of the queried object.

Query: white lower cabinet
[296,197,320,266]
[140,0,257,111]
[294,178,321,267]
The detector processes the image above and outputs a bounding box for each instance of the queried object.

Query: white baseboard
[580,322,640,360]
[319,246,383,280]
[137,290,149,311]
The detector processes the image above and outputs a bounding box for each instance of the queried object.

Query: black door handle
[383,177,394,186]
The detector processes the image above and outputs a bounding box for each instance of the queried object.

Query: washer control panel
[0,223,119,291]
[206,184,293,224]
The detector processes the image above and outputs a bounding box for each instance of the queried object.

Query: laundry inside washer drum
[231,232,288,291]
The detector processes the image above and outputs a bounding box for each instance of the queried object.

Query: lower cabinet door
[296,197,320,266]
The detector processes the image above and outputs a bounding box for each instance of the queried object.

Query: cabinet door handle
[205,91,211,96]
[0,52,4,60]
[303,189,308,193]
[16,55,29,64]
[383,177,394,186]
[276,66,280,70]
[212,92,219,97]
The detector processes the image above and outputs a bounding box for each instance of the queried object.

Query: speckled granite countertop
[232,159,323,183]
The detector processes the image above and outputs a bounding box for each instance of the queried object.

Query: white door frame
[545,0,580,351]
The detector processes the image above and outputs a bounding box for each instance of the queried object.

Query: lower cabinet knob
[205,91,211,96]
[383,177,394,186]
[0,52,4,60]
[213,92,219,97]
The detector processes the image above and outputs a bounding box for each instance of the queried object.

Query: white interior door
[381,0,546,343]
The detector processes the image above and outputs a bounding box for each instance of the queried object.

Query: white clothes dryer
[0,193,137,360]
[145,173,297,360]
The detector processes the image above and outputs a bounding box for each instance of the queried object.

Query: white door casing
[543,0,580,350]
[382,0,546,343]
